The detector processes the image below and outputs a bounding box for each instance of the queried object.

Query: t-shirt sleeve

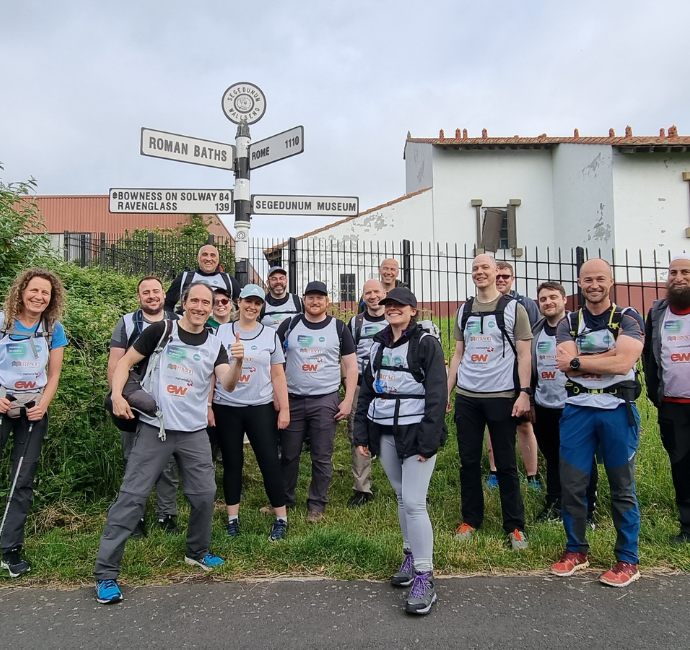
[270,333,285,364]
[109,317,128,349]
[619,309,645,342]
[339,320,356,356]
[452,306,464,341]
[513,304,533,340]
[556,315,575,345]
[132,321,166,357]
[214,345,229,367]
[50,322,68,349]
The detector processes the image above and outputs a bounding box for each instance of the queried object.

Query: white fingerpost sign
[109,189,234,214]
[251,194,359,217]
[249,126,304,169]
[221,82,267,124]
[141,128,236,170]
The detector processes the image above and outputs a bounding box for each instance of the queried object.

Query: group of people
[1,245,690,617]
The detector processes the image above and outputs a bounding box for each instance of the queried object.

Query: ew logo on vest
[301,363,319,372]
[671,352,690,363]
[541,371,557,380]
[14,380,37,389]
[470,353,489,363]
[166,384,188,396]
[239,374,251,383]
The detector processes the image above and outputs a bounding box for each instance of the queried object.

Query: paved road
[1,572,688,649]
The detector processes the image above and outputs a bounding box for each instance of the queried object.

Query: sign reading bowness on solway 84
[141,128,236,170]
[248,126,304,169]
[251,194,359,217]
[109,189,234,214]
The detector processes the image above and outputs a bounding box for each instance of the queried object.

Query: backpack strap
[352,313,365,344]
[180,270,193,299]
[335,318,345,349]
[221,272,233,300]
[140,320,174,392]
[406,328,427,384]
[494,294,517,357]
[126,309,145,349]
[460,297,474,332]
[292,294,302,313]
[282,314,303,352]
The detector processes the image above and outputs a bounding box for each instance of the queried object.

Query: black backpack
[282,314,345,353]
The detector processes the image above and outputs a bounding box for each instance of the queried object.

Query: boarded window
[340,273,356,302]
[480,207,517,251]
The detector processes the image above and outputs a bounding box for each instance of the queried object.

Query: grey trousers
[0,414,48,551]
[121,429,179,517]
[346,384,372,494]
[95,423,217,580]
[282,392,340,512]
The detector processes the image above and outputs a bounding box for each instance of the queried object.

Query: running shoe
[486,473,499,489]
[269,519,288,542]
[226,518,240,537]
[130,517,146,539]
[1,548,30,578]
[405,571,437,615]
[509,529,529,550]
[347,491,374,507]
[455,522,475,540]
[184,553,225,572]
[599,562,640,587]
[391,552,415,588]
[307,510,324,523]
[95,579,123,604]
[551,550,589,576]
[157,515,180,534]
[536,503,562,522]
[670,532,690,544]
[527,477,543,491]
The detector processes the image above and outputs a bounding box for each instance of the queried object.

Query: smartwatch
[570,357,581,371]
[520,387,534,396]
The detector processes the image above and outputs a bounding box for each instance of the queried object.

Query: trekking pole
[0,421,34,541]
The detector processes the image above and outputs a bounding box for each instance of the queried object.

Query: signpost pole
[233,119,251,288]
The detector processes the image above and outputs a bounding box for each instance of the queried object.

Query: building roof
[30,195,233,240]
[405,125,690,154]
[263,188,431,253]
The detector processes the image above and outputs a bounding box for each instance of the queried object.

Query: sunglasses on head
[214,298,230,306]
[496,274,512,280]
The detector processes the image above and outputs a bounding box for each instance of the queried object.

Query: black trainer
[537,502,562,522]
[1,548,31,578]
[226,518,240,537]
[157,515,180,534]
[130,518,146,539]
[268,519,288,542]
[347,491,373,507]
[670,532,690,544]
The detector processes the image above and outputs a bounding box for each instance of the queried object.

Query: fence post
[288,237,297,294]
[63,230,69,263]
[79,234,86,267]
[576,246,585,308]
[402,239,411,288]
[147,232,155,273]
[100,233,106,266]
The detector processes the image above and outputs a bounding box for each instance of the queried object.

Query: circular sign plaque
[221,83,267,124]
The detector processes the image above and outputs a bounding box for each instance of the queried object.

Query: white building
[260,126,690,310]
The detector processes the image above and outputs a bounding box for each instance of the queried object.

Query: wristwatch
[520,387,534,396]
[570,357,581,370]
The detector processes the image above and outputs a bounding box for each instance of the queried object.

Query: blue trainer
[95,579,123,604]
[184,553,224,572]
[486,474,499,489]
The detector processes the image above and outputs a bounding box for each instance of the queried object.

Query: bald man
[643,254,690,545]
[447,254,532,551]
[551,258,644,588]
[165,244,241,312]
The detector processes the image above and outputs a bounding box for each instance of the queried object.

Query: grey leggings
[379,434,436,573]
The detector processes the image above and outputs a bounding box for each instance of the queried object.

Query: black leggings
[213,403,285,508]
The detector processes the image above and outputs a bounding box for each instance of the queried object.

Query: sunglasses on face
[496,274,513,280]
[214,298,230,306]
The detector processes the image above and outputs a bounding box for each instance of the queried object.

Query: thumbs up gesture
[230,331,244,361]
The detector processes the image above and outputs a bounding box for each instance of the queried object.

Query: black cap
[379,287,417,308]
[304,281,328,296]
[213,287,231,298]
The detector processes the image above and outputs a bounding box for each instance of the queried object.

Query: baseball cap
[379,287,417,308]
[238,284,266,301]
[268,265,287,277]
[303,281,328,296]
[213,287,231,298]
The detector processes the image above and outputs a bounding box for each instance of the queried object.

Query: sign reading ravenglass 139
[221,82,267,124]
[109,189,234,214]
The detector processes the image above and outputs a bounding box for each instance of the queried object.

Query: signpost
[109,188,233,214]
[249,126,304,169]
[128,82,359,286]
[251,194,358,217]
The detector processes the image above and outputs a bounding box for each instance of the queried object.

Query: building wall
[404,142,434,194]
[551,144,615,254]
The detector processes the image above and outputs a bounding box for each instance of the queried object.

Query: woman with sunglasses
[212,284,290,541]
[354,288,447,615]
[207,288,235,332]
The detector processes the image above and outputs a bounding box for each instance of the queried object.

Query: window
[479,205,518,252]
[340,273,356,302]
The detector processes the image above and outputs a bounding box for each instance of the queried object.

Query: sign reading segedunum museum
[251,194,359,217]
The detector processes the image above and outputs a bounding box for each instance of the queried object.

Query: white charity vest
[140,322,222,431]
[213,322,280,407]
[352,314,389,375]
[535,327,567,409]
[0,314,50,394]
[456,300,518,394]
[660,308,690,399]
[261,295,302,330]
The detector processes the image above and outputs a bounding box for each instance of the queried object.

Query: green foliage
[0,164,53,292]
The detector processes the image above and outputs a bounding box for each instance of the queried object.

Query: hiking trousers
[560,403,640,564]
[346,384,372,494]
[0,414,48,551]
[95,423,217,580]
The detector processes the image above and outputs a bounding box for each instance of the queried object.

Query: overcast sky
[2,0,689,241]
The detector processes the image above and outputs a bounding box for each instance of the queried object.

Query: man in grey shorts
[94,282,243,605]
[108,276,180,535]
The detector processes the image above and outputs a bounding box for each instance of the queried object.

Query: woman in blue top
[0,268,67,578]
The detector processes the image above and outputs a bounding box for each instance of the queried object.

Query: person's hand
[277,409,290,429]
[112,394,134,419]
[0,397,11,414]
[446,397,453,413]
[26,401,47,422]
[230,332,244,361]
[207,404,215,427]
[512,392,531,418]
[417,455,429,462]
[335,399,352,420]
[556,347,574,373]
[357,445,370,457]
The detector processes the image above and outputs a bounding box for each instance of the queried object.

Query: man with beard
[643,254,690,544]
[551,258,644,587]
[108,276,180,536]
[260,266,303,330]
